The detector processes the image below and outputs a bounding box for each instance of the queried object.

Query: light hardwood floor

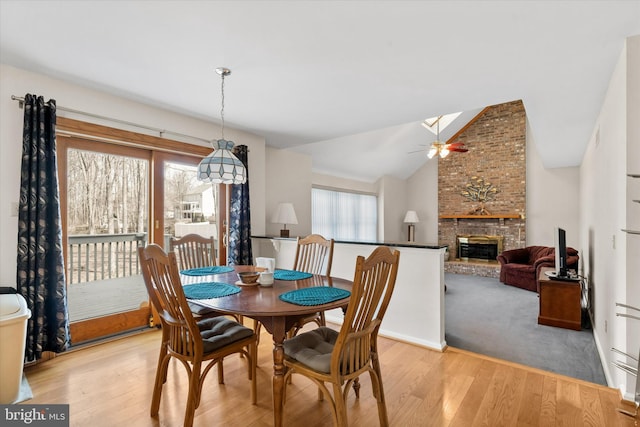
[23,327,637,427]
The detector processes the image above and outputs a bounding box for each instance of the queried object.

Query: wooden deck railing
[67,233,148,284]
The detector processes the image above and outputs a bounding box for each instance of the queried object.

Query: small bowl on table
[237,271,261,285]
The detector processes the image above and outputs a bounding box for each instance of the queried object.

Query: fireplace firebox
[456,235,504,262]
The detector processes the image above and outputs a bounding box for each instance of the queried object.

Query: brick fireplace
[438,100,526,277]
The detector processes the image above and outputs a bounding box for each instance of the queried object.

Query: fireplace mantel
[439,214,522,219]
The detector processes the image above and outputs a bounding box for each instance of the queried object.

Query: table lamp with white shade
[272,202,298,237]
[404,210,420,242]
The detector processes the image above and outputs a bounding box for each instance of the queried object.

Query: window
[312,187,377,242]
[56,117,221,344]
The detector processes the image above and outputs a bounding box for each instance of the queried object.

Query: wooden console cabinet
[538,267,581,330]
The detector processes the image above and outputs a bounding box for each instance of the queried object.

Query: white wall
[265,147,312,238]
[0,64,266,286]
[376,175,407,243]
[580,36,639,398]
[406,158,439,244]
[526,123,581,250]
[625,35,640,399]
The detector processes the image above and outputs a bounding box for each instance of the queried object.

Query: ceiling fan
[418,115,469,159]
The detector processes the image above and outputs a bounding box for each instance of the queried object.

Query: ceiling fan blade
[407,149,427,154]
[450,147,469,153]
[448,142,465,148]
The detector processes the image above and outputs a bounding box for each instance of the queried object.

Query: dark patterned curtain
[17,94,70,362]
[228,145,252,265]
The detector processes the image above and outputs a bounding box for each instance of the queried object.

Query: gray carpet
[444,273,606,385]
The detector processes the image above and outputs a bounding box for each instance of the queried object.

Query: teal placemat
[279,287,350,306]
[183,282,240,299]
[181,266,234,276]
[273,269,313,281]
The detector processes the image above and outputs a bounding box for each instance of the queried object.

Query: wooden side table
[538,267,582,330]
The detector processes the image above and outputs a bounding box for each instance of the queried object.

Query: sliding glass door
[59,137,152,343]
[57,119,224,344]
[161,157,220,262]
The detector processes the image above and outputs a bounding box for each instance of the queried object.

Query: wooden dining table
[181,265,353,427]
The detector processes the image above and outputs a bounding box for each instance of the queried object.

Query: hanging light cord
[220,71,226,140]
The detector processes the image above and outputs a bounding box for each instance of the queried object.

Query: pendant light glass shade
[196,67,247,185]
[197,139,247,184]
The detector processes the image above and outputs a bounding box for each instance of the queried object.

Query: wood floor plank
[579,383,607,427]
[540,375,558,426]
[556,378,583,427]
[469,365,527,427]
[20,329,637,427]
[449,359,498,426]
[515,371,544,426]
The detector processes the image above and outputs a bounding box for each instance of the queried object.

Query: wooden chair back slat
[170,234,217,270]
[332,246,399,376]
[139,244,202,357]
[287,234,336,337]
[293,234,334,276]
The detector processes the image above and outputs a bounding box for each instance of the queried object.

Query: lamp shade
[197,139,247,184]
[404,210,420,223]
[272,203,298,225]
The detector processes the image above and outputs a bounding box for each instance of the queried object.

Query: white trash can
[0,291,31,404]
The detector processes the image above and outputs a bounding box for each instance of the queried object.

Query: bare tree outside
[65,152,217,284]
[66,149,148,284]
[67,150,148,235]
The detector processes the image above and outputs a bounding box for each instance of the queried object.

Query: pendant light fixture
[197,67,247,184]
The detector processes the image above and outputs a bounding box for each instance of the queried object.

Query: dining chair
[288,234,335,337]
[282,245,400,427]
[170,233,217,270]
[138,244,257,427]
[170,233,243,323]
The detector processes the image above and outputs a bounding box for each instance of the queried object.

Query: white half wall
[252,237,446,350]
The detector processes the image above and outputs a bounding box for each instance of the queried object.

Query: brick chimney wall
[438,100,526,258]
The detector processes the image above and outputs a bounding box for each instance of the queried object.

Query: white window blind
[312,188,377,242]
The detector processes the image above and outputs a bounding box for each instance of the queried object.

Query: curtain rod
[11,95,211,144]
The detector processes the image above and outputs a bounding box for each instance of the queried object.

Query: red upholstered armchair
[497,246,579,292]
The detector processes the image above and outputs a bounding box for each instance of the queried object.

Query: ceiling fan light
[440,147,450,158]
[427,147,438,159]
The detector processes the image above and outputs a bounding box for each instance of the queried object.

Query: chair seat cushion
[189,301,219,316]
[283,326,338,373]
[197,317,254,354]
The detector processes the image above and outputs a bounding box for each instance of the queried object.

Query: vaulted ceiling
[1,1,639,182]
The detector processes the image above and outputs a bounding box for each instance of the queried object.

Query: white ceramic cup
[256,257,275,272]
[258,271,274,287]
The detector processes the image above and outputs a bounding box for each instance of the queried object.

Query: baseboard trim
[325,314,445,351]
[590,313,615,388]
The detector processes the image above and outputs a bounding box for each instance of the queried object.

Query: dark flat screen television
[554,227,568,278]
[544,227,579,281]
